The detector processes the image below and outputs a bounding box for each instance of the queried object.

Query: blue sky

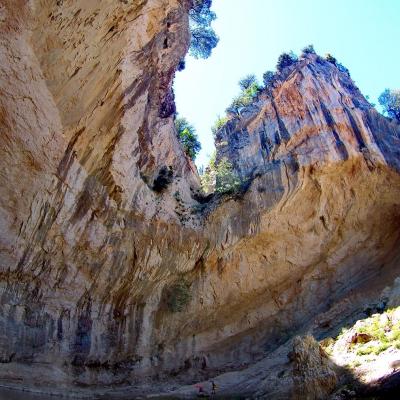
[174,0,400,168]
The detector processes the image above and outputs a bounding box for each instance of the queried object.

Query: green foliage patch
[379,88,400,122]
[189,0,219,59]
[211,115,229,137]
[200,152,241,195]
[276,51,298,72]
[166,280,192,313]
[226,74,262,117]
[175,117,201,160]
[322,307,400,366]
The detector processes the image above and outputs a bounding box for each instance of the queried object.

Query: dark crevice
[271,99,291,142]
[152,166,174,192]
[320,101,349,160]
[344,107,366,150]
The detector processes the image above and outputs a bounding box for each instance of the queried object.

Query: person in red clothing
[195,384,206,397]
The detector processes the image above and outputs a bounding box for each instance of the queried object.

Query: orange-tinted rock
[349,333,373,345]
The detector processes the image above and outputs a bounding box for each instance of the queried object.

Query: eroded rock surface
[291,336,337,400]
[0,0,400,397]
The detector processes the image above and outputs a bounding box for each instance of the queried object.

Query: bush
[200,151,216,193]
[301,44,316,55]
[200,153,240,194]
[226,75,261,116]
[325,53,337,64]
[226,94,252,116]
[276,51,298,72]
[263,70,275,89]
[189,0,219,59]
[324,53,350,75]
[239,74,258,91]
[177,59,186,71]
[336,62,350,75]
[178,127,202,160]
[215,157,241,194]
[175,117,202,160]
[244,78,262,97]
[211,115,229,136]
[327,306,400,367]
[166,280,191,312]
[190,0,215,25]
[200,166,215,194]
[378,88,400,122]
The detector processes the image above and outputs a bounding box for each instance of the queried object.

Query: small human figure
[197,384,205,397]
[211,380,217,395]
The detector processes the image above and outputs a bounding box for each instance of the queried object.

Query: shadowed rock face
[0,0,400,395]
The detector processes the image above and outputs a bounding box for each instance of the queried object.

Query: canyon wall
[0,0,400,396]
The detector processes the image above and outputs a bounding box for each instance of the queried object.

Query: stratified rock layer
[0,0,400,396]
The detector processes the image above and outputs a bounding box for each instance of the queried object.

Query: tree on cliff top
[239,74,258,91]
[211,115,229,137]
[189,0,219,59]
[175,117,202,160]
[379,89,400,122]
[263,71,275,89]
[301,44,316,55]
[276,51,298,72]
[226,74,261,117]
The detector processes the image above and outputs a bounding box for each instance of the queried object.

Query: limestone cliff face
[0,0,206,382]
[215,54,400,177]
[0,0,400,396]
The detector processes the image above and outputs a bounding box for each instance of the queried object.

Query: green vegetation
[216,49,300,125]
[214,157,241,194]
[276,51,298,72]
[177,59,186,71]
[209,47,355,143]
[189,0,219,59]
[263,70,275,89]
[238,74,259,91]
[203,47,358,198]
[200,152,241,195]
[225,95,251,117]
[211,115,229,137]
[200,151,216,194]
[325,53,337,64]
[174,117,201,160]
[378,89,400,122]
[354,310,400,354]
[301,44,316,55]
[322,306,400,366]
[211,49,304,134]
[324,53,350,75]
[226,74,262,117]
[166,280,192,312]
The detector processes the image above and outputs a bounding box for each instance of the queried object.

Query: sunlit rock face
[215,53,400,178]
[0,0,400,395]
